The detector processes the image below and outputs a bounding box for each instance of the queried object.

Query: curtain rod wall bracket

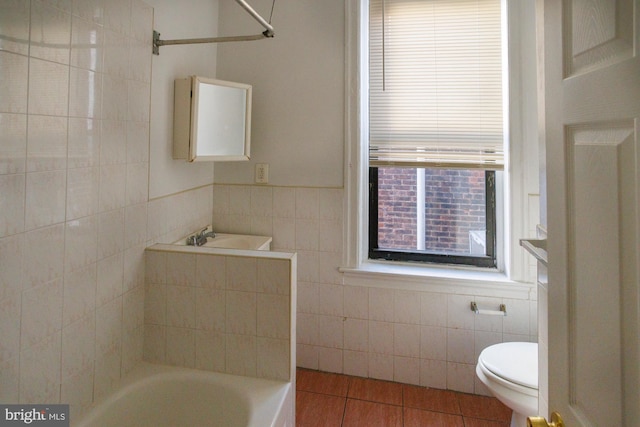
[152,30,160,55]
[152,0,275,55]
[152,30,273,55]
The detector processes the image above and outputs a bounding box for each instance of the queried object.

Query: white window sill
[339,261,534,299]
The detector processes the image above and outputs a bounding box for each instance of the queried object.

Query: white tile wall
[0,0,213,416]
[214,183,537,395]
[144,248,296,383]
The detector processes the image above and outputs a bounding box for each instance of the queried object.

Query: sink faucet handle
[198,227,209,237]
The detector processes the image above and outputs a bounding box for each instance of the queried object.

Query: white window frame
[342,0,539,289]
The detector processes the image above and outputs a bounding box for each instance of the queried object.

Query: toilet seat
[478,342,538,390]
[477,342,539,427]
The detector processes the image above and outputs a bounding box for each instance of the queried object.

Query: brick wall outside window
[377,168,486,254]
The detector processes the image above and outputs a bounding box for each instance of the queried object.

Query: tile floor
[296,369,512,427]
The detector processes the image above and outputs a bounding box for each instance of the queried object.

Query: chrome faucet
[186,227,216,246]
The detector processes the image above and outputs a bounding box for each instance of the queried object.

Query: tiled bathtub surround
[144,245,297,383]
[0,0,151,410]
[0,0,214,417]
[212,184,537,395]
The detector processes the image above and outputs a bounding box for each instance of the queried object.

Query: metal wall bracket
[152,30,271,55]
[470,301,507,316]
[152,30,160,55]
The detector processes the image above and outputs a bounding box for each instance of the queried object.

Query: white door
[537,0,640,425]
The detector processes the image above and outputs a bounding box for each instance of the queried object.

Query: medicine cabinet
[173,76,252,162]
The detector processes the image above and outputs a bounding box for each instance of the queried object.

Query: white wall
[215,0,345,187]
[147,0,219,199]
[0,0,214,415]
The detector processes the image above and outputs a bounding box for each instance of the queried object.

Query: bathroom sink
[174,232,272,251]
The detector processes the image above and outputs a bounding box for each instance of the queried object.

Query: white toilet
[476,342,539,427]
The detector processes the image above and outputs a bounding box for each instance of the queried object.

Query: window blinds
[369,0,504,170]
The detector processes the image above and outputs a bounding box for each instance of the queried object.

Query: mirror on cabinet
[173,76,252,162]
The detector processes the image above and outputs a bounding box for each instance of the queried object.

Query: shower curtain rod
[152,0,275,55]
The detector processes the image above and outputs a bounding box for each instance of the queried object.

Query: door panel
[540,0,640,425]
[567,0,634,75]
[566,124,634,425]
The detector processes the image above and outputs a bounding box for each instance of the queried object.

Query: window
[367,0,505,268]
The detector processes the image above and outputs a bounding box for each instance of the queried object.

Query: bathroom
[0,0,597,425]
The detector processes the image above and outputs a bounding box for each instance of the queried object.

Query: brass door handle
[527,412,564,427]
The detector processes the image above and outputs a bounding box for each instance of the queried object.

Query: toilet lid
[479,342,538,389]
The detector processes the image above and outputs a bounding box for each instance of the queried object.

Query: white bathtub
[73,363,292,427]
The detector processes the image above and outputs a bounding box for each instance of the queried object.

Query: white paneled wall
[214,184,537,395]
[0,0,212,417]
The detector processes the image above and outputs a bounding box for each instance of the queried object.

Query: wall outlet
[255,163,269,184]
